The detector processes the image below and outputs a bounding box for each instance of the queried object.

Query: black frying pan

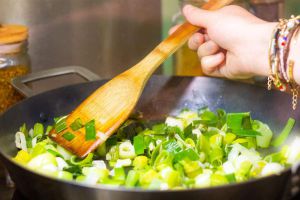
[0,66,299,200]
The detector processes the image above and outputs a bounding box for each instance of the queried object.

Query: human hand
[179,5,277,79]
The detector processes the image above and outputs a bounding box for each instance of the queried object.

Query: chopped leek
[271,118,295,147]
[70,118,83,131]
[12,108,299,190]
[54,116,67,133]
[62,132,75,141]
[85,120,96,141]
[33,123,44,137]
[133,135,145,155]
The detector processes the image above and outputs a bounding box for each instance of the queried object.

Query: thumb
[183,5,215,28]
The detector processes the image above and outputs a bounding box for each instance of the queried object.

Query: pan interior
[0,76,299,164]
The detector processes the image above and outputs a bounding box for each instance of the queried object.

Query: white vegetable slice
[178,110,199,125]
[82,167,103,185]
[56,157,69,171]
[115,159,132,168]
[223,161,235,174]
[92,160,107,169]
[57,145,73,160]
[261,163,284,176]
[119,140,136,159]
[286,137,300,164]
[165,117,184,131]
[192,129,202,138]
[15,132,27,151]
[195,173,211,188]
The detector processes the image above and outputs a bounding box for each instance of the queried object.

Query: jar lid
[0,24,28,45]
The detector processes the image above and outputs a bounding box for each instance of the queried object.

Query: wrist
[250,22,278,77]
[290,30,300,85]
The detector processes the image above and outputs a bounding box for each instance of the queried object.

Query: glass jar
[0,24,30,114]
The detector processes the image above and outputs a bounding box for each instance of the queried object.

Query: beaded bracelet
[278,16,300,83]
[268,20,286,91]
[268,15,300,110]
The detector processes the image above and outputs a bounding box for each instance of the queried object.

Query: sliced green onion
[96,143,106,157]
[271,118,295,147]
[227,112,250,130]
[54,115,67,123]
[184,124,193,138]
[211,174,228,186]
[199,110,218,125]
[70,153,94,166]
[253,120,273,148]
[180,159,202,178]
[162,139,182,154]
[224,133,236,145]
[264,152,284,163]
[125,170,140,187]
[46,126,53,134]
[119,141,135,159]
[232,129,261,137]
[152,123,167,135]
[47,149,63,158]
[31,143,47,158]
[85,120,96,141]
[225,173,236,183]
[159,167,181,188]
[133,135,145,155]
[70,118,83,131]
[133,156,148,169]
[54,116,68,133]
[33,123,44,137]
[19,123,28,135]
[209,147,223,167]
[62,132,75,141]
[154,150,173,171]
[174,148,199,162]
[139,169,159,187]
[113,167,126,182]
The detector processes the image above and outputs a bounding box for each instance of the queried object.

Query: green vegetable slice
[62,132,75,141]
[232,129,261,137]
[133,135,145,155]
[33,123,44,137]
[70,118,83,131]
[54,116,68,133]
[70,153,94,166]
[125,170,140,187]
[85,120,96,141]
[174,148,199,162]
[227,112,250,130]
[271,118,296,147]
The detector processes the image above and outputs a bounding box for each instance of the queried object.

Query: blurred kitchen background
[0,0,299,79]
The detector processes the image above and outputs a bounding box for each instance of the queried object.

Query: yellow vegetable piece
[14,150,31,164]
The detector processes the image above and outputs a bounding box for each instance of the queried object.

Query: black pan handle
[11,66,101,97]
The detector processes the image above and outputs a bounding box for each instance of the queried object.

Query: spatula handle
[127,0,234,82]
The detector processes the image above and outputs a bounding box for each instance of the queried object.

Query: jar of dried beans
[0,24,30,114]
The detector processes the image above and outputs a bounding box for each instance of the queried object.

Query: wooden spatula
[49,0,234,158]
